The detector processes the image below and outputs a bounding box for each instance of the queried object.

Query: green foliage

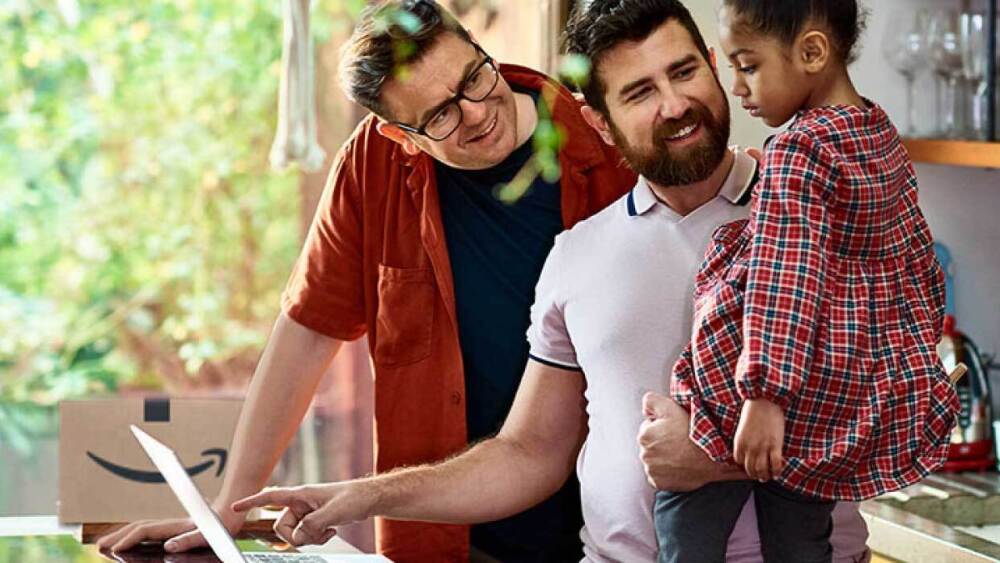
[559,53,592,87]
[0,0,302,403]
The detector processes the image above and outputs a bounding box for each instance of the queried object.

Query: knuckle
[299,517,321,535]
[637,429,648,445]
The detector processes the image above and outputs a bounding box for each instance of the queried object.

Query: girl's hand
[733,399,785,481]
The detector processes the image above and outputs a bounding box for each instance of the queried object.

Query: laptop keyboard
[245,554,330,562]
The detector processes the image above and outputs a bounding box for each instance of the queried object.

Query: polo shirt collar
[626,177,658,217]
[626,147,758,217]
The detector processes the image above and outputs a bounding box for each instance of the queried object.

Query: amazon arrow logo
[87,448,228,483]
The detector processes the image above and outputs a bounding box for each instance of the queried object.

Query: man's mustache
[653,109,703,143]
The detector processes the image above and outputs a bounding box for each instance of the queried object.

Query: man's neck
[513,92,538,147]
[647,149,736,217]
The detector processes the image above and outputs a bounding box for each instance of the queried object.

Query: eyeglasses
[390,45,501,142]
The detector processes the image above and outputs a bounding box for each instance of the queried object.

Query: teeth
[471,117,497,142]
[667,123,697,140]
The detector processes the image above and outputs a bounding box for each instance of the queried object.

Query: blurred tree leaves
[0,0,302,402]
[0,0,589,407]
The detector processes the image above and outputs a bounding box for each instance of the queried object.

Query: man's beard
[610,95,730,188]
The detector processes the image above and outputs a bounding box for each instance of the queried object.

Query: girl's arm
[737,130,837,409]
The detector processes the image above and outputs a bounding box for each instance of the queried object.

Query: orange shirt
[282,64,636,562]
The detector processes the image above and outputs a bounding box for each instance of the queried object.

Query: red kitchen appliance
[939,314,995,472]
[933,242,994,472]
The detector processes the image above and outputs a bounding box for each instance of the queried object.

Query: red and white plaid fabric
[671,102,960,501]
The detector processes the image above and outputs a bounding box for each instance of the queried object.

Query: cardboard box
[58,397,243,523]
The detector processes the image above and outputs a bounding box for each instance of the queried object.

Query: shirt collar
[626,147,758,217]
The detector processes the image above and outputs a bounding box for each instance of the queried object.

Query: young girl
[654,1,960,562]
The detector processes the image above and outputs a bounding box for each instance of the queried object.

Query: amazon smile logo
[87,448,228,483]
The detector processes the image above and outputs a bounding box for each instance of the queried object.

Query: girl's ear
[797,29,831,74]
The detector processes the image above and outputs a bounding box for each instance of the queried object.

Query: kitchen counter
[865,472,1000,562]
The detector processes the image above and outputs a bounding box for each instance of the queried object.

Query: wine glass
[881,11,929,137]
[995,12,1000,140]
[960,13,987,140]
[928,10,965,138]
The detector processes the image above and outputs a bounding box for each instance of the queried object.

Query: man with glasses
[98,1,634,561]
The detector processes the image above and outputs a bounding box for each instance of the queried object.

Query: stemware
[960,13,988,139]
[881,11,929,137]
[928,10,965,138]
[995,12,999,140]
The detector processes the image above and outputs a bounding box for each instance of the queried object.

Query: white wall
[691,0,1000,363]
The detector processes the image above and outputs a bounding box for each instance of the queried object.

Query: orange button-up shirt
[281,64,636,562]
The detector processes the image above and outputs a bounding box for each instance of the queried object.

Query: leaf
[559,53,592,86]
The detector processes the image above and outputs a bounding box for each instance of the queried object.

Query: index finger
[231,488,294,513]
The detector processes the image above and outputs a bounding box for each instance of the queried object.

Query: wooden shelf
[902,139,1000,170]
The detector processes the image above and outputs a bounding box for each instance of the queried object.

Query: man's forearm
[216,312,343,507]
[363,363,586,525]
[366,431,577,525]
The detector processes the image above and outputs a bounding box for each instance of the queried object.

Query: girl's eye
[738,65,757,75]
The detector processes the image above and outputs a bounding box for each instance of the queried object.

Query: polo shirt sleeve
[281,141,367,341]
[526,235,581,371]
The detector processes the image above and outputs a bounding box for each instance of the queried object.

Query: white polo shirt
[527,148,869,563]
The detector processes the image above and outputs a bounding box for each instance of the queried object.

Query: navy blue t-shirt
[435,96,583,562]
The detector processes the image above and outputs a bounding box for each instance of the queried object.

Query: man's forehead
[597,21,703,89]
[380,34,479,122]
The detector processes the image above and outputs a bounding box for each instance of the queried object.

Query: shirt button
[451,391,462,405]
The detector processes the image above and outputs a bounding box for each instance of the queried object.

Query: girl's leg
[754,481,836,563]
[653,481,755,563]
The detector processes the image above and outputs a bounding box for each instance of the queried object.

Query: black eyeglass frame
[388,44,501,142]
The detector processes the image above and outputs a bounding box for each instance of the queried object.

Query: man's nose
[459,97,489,126]
[657,86,692,121]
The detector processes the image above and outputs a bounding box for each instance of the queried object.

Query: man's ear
[375,121,422,156]
[708,46,719,73]
[797,30,830,74]
[580,105,616,147]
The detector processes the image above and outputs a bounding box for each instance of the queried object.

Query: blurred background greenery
[0,0,580,413]
[0,0,366,408]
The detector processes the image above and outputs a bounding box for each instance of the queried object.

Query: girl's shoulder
[768,100,901,169]
[787,100,897,151]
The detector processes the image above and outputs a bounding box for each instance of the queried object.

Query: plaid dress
[670,102,960,501]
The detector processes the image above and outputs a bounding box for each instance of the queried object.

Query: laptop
[129,424,390,563]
